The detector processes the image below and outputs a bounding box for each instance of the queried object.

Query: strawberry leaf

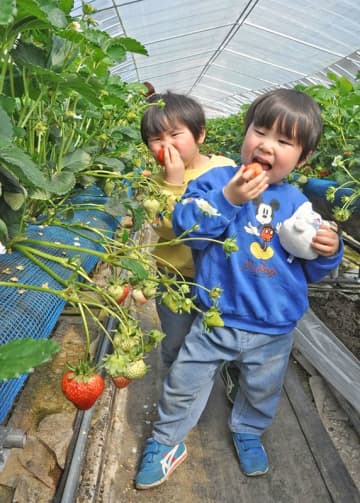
[0,338,60,381]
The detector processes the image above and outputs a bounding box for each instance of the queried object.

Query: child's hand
[223,164,269,205]
[311,225,340,257]
[161,145,185,185]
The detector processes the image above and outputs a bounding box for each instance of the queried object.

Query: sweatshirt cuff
[163,180,186,189]
[208,188,243,219]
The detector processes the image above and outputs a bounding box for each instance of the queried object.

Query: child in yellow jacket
[140,91,236,366]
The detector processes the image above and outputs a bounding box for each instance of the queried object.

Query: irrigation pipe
[54,315,117,503]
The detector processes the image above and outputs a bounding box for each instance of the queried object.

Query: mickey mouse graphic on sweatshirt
[172,165,343,335]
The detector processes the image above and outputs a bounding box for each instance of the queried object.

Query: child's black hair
[141,91,205,145]
[244,89,323,163]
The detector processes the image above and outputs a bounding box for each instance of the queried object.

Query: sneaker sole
[244,466,269,477]
[135,448,188,489]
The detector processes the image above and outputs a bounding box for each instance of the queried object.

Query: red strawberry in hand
[61,363,105,410]
[157,147,165,165]
[243,162,263,178]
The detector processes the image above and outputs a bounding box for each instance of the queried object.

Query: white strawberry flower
[0,241,6,254]
[69,21,82,32]
[195,198,220,216]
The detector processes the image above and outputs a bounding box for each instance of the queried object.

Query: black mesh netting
[0,186,120,423]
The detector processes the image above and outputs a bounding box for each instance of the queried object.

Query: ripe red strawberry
[112,375,132,389]
[61,369,105,410]
[157,147,165,165]
[244,162,263,178]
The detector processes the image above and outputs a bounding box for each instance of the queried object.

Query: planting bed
[310,290,360,361]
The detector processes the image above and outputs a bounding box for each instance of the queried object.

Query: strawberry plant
[292,73,360,222]
[202,113,245,164]
[0,0,149,244]
[0,1,232,395]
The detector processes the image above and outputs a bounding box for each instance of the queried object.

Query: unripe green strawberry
[203,308,224,329]
[297,174,308,184]
[115,320,139,339]
[119,336,141,354]
[102,352,128,377]
[161,292,180,313]
[142,281,158,299]
[143,199,161,219]
[127,111,137,122]
[123,359,148,379]
[148,329,165,345]
[104,179,115,196]
[181,298,193,314]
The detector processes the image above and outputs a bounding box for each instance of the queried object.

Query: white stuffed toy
[278,201,327,262]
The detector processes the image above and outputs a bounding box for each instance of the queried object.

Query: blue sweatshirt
[172,166,344,335]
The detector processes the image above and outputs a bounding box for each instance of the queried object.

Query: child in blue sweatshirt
[135,89,343,489]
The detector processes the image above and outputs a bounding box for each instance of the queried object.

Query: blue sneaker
[232,433,269,476]
[135,438,187,489]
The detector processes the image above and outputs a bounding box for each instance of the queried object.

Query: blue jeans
[153,315,294,446]
[156,292,197,368]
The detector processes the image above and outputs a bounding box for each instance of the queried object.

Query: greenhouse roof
[72,0,360,117]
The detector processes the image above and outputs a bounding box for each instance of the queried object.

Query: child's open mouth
[253,158,272,171]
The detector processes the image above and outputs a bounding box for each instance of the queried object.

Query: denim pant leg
[229,330,294,436]
[156,295,197,368]
[153,317,240,446]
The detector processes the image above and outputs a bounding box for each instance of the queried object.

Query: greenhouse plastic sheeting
[71,0,360,117]
[0,187,119,424]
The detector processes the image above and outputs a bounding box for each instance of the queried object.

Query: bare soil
[309,290,360,361]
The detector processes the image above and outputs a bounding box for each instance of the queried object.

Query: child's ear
[297,151,312,168]
[198,127,206,145]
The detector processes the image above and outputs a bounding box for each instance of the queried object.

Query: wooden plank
[328,383,360,438]
[294,309,360,413]
[284,360,360,503]
[93,347,334,503]
[196,375,333,503]
[76,300,358,502]
[292,346,360,438]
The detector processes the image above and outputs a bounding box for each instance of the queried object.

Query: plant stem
[13,244,70,287]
